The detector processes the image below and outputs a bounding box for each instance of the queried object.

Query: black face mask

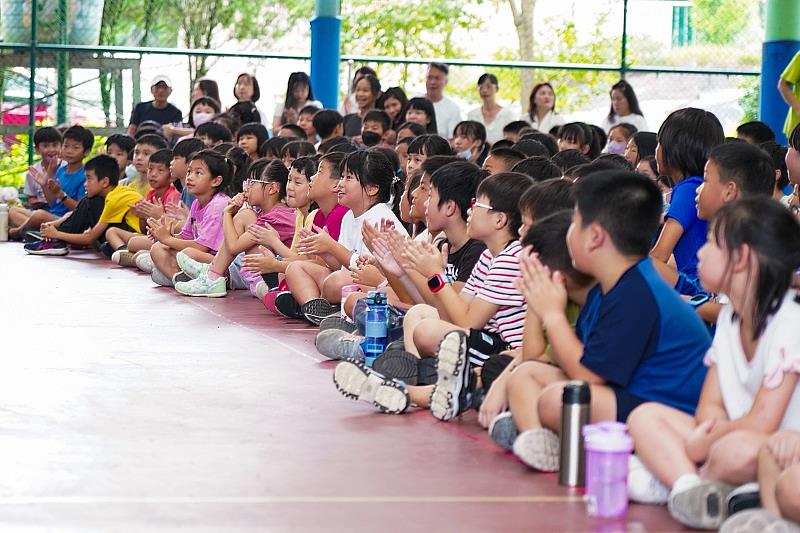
[361,131,382,147]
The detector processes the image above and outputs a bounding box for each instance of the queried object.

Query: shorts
[480,353,514,391]
[58,196,105,235]
[613,387,646,423]
[466,329,509,367]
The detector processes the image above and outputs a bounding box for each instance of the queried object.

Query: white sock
[670,473,702,497]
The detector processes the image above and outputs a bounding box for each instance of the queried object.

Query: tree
[340,0,482,88]
[507,0,537,109]
[692,0,750,45]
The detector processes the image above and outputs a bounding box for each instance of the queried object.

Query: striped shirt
[462,241,526,348]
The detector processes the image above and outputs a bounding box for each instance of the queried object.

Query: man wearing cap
[127,76,183,136]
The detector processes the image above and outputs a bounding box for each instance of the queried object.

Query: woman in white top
[600,79,648,133]
[524,82,565,135]
[273,72,323,133]
[466,73,517,144]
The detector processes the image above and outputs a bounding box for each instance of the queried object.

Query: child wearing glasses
[171,160,295,297]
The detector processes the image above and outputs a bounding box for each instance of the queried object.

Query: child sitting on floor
[25,155,142,257]
[108,148,181,266]
[330,172,533,417]
[627,197,800,531]
[504,170,711,472]
[121,134,167,198]
[277,149,406,324]
[172,160,295,297]
[148,150,232,287]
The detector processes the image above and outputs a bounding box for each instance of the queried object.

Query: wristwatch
[59,192,68,201]
[427,273,447,293]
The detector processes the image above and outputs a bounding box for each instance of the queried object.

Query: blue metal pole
[760,0,800,144]
[310,0,341,109]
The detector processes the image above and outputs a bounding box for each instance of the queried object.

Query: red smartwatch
[427,273,447,293]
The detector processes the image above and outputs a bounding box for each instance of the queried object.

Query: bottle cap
[561,380,590,404]
[582,422,633,453]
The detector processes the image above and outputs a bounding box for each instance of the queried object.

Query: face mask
[607,140,627,155]
[361,131,382,147]
[193,112,213,126]
[457,149,473,160]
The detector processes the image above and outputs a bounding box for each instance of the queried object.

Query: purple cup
[582,422,634,518]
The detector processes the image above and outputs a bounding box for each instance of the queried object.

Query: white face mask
[457,148,473,160]
[607,140,627,155]
[193,112,213,126]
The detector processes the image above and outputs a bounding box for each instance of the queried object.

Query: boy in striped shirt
[332,173,533,419]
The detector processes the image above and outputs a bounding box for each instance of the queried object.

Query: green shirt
[781,51,800,139]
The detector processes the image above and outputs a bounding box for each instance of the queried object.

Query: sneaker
[318,316,358,334]
[668,479,735,530]
[173,271,191,284]
[720,509,800,533]
[254,281,270,300]
[628,454,669,504]
[332,360,409,414]
[176,251,209,280]
[151,267,174,287]
[417,357,438,386]
[175,272,227,297]
[301,298,339,325]
[24,239,68,256]
[134,251,154,273]
[488,412,519,451]
[274,291,304,319]
[111,249,136,267]
[512,428,560,471]
[372,348,422,385]
[314,329,365,361]
[429,330,473,421]
[262,289,281,315]
[726,482,761,516]
[99,241,115,258]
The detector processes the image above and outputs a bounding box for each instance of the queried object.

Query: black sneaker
[99,241,116,259]
[429,330,475,421]
[726,483,761,516]
[274,291,304,319]
[23,229,42,243]
[372,349,421,385]
[301,298,339,325]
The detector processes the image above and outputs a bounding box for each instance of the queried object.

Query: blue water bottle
[361,291,388,367]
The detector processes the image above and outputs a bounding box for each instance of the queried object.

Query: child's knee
[321,270,350,302]
[405,303,438,324]
[707,430,761,478]
[536,383,563,429]
[411,319,446,354]
[776,465,800,520]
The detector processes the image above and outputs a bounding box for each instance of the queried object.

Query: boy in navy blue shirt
[508,170,711,472]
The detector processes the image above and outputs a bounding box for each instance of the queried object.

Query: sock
[207,269,224,281]
[670,473,702,496]
[116,244,127,251]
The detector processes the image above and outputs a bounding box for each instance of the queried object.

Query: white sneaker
[627,454,669,504]
[151,267,174,287]
[512,428,560,471]
[134,251,154,273]
[111,249,136,267]
[255,280,270,300]
[669,475,734,530]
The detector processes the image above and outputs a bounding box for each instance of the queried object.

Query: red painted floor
[0,243,688,531]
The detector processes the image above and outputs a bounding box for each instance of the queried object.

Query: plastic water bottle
[559,381,591,487]
[361,290,388,367]
[582,421,634,518]
[0,204,8,242]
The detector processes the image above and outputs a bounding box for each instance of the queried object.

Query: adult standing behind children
[424,63,463,140]
[600,80,648,133]
[272,72,322,133]
[467,73,516,145]
[127,76,183,136]
[525,82,565,135]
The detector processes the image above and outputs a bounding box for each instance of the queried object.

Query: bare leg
[537,381,617,432]
[776,464,800,522]
[127,235,153,253]
[321,269,354,303]
[411,318,467,357]
[285,261,331,304]
[9,209,56,237]
[403,304,439,357]
[506,361,568,431]
[8,206,32,228]
[105,227,138,250]
[344,291,365,319]
[407,385,434,408]
[150,243,179,278]
[627,403,697,488]
[701,430,766,485]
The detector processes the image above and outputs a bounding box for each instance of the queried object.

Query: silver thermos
[558,380,591,487]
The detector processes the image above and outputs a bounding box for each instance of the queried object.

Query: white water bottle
[0,203,9,242]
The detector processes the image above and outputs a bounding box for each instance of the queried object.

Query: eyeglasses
[244,179,271,188]
[470,198,494,211]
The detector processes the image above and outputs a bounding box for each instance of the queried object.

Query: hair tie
[391,175,400,184]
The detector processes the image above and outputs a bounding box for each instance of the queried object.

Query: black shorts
[480,353,515,391]
[613,387,646,423]
[466,329,510,367]
[58,196,105,235]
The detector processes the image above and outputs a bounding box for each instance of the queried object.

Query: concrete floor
[0,244,685,532]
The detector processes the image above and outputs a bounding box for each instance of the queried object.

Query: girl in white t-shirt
[280,150,406,323]
[626,197,800,530]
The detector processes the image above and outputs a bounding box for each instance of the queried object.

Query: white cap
[150,75,172,88]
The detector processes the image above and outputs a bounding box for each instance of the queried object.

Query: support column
[28,0,38,164]
[760,0,800,143]
[310,0,341,109]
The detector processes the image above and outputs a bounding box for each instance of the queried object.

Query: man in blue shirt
[507,170,711,472]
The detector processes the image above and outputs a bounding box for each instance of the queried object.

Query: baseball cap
[151,75,172,88]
